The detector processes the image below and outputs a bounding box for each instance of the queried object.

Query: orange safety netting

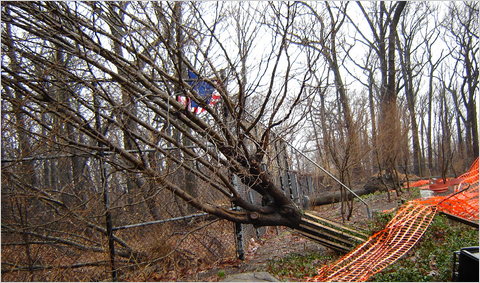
[457,157,479,184]
[439,186,479,220]
[403,179,430,189]
[403,158,479,192]
[433,157,479,221]
[307,158,479,282]
[307,203,437,282]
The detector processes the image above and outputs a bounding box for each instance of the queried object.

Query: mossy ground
[266,252,336,281]
[371,214,478,282]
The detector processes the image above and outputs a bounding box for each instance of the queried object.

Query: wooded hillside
[1,2,477,281]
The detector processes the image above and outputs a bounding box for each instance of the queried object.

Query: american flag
[176,70,221,114]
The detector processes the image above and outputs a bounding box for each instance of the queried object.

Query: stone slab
[223,271,280,282]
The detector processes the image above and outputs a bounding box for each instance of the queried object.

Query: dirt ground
[181,188,423,281]
[181,226,333,281]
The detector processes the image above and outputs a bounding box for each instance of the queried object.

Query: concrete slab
[223,272,280,282]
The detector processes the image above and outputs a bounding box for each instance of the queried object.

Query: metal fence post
[232,175,245,260]
[234,220,245,260]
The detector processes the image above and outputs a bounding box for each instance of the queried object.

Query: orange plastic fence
[307,203,437,282]
[438,183,478,221]
[403,157,479,192]
[403,179,430,189]
[457,157,479,184]
[307,158,479,282]
[434,157,479,221]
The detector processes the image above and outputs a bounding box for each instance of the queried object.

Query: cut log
[311,188,370,206]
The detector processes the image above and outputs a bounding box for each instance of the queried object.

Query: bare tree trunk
[105,2,137,211]
[93,84,117,281]
[368,70,378,175]
[437,89,449,180]
[355,1,406,188]
[319,93,331,173]
[425,47,444,174]
[397,36,423,176]
[465,85,479,158]
[378,1,406,190]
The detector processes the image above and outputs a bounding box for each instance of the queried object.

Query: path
[185,227,333,281]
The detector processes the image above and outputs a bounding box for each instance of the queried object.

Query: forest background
[1,1,478,281]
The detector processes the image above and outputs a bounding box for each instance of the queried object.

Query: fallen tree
[311,171,413,206]
[311,188,372,206]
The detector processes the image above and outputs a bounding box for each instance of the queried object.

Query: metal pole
[232,176,245,260]
[282,139,372,219]
[112,212,209,231]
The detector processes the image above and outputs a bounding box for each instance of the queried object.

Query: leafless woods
[1,1,477,281]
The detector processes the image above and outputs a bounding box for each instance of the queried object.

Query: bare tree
[1,3,321,280]
[396,2,429,176]
[2,2,476,281]
[349,1,406,194]
[442,1,479,161]
[291,1,373,220]
[1,2,314,229]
